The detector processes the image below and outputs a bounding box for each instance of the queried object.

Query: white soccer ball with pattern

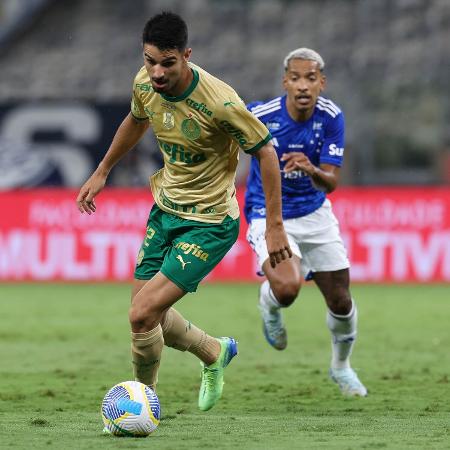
[101,381,160,437]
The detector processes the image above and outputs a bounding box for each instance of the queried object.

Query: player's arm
[311,163,339,192]
[281,153,339,193]
[215,94,291,266]
[254,143,293,267]
[76,113,149,214]
[281,110,344,193]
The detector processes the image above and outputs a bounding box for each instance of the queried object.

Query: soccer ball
[101,381,161,437]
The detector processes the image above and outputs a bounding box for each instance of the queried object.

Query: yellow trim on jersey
[244,132,272,154]
[131,111,148,121]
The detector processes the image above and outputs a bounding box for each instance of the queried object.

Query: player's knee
[273,279,301,306]
[129,301,160,332]
[326,293,352,315]
[128,304,145,330]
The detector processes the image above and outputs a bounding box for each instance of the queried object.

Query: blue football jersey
[244,94,345,222]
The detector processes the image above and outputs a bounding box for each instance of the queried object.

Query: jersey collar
[160,68,199,102]
[282,94,315,124]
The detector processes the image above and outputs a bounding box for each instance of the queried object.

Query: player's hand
[265,224,293,268]
[76,172,107,214]
[281,152,315,176]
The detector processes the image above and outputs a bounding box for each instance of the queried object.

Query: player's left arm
[281,109,345,193]
[215,96,292,267]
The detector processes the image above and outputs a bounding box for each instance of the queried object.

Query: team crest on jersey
[313,122,323,130]
[181,118,201,140]
[163,112,175,129]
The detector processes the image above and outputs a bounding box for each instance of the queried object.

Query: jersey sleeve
[130,76,148,122]
[215,95,272,154]
[320,112,345,167]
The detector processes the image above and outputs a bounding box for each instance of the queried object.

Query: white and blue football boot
[330,367,367,397]
[258,297,287,350]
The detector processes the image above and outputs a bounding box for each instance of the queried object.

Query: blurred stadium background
[0,0,449,282]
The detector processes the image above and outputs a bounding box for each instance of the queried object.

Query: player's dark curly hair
[142,12,188,51]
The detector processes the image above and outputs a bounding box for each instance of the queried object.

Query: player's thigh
[247,218,301,275]
[132,272,186,312]
[131,279,147,300]
[129,272,186,331]
[131,278,171,303]
[131,278,182,325]
[161,215,240,293]
[262,254,302,292]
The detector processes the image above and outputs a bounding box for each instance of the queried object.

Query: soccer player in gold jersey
[76,12,291,412]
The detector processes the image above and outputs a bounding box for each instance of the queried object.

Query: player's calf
[258,281,288,350]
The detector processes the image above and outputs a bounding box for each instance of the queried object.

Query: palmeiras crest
[181,118,201,140]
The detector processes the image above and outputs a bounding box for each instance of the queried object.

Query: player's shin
[131,324,164,390]
[326,300,357,369]
[161,307,220,365]
[260,280,283,311]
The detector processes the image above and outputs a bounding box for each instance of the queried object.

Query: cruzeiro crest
[162,112,175,129]
[181,117,201,140]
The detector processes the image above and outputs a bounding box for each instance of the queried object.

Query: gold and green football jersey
[131,62,272,224]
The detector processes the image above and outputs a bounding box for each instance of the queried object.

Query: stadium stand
[0,0,448,185]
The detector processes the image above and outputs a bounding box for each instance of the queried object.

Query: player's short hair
[283,48,325,71]
[142,12,188,51]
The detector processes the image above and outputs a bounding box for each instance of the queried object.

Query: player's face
[283,59,325,118]
[143,44,192,96]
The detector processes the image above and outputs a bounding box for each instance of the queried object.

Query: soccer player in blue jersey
[245,48,367,396]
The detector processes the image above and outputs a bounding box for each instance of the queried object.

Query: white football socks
[326,300,357,369]
[260,280,283,312]
[261,281,358,370]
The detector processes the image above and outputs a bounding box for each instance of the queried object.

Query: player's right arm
[77,70,151,214]
[76,113,149,214]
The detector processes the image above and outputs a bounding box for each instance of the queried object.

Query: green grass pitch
[0,283,449,449]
